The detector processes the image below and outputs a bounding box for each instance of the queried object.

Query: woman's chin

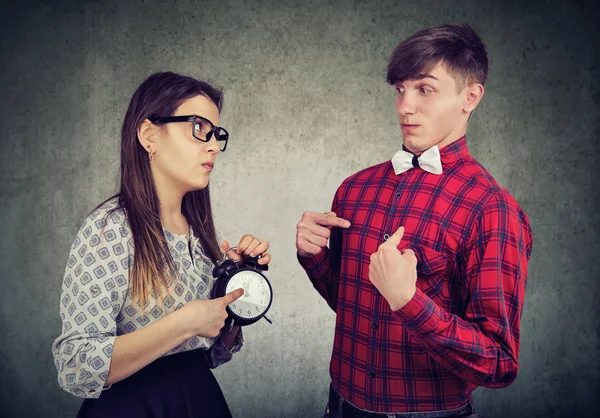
[188,178,209,192]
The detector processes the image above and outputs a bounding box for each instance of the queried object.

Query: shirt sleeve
[297,191,343,312]
[203,326,244,369]
[52,209,131,398]
[393,192,533,388]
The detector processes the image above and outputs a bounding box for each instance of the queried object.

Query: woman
[52,71,269,417]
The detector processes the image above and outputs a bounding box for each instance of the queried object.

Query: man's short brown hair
[387,24,488,91]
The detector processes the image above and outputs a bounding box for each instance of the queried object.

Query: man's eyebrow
[416,74,439,81]
[396,74,439,84]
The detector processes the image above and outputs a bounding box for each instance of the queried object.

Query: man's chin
[401,138,423,154]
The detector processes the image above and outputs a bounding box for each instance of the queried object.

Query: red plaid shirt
[299,136,533,413]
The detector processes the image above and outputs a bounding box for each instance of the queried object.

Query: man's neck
[406,130,466,156]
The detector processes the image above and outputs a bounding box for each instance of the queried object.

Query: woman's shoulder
[78,196,131,239]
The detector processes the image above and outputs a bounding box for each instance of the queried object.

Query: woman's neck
[153,173,188,236]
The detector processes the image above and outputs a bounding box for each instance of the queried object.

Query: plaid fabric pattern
[299,137,533,412]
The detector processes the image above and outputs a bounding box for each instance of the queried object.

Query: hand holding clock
[212,234,273,326]
[182,234,271,337]
[182,289,245,338]
[220,234,270,265]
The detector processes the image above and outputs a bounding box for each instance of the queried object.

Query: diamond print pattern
[87,303,99,316]
[53,199,235,400]
[104,229,117,242]
[112,243,124,255]
[107,260,117,273]
[78,292,89,305]
[84,254,96,266]
[98,247,110,260]
[81,272,92,286]
[89,234,100,247]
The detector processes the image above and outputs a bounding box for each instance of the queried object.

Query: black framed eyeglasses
[148,115,229,152]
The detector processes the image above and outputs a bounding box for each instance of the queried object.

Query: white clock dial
[226,270,271,319]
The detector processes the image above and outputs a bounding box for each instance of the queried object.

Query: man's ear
[137,119,156,152]
[463,83,484,115]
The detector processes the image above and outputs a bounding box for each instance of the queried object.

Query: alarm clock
[211,247,273,326]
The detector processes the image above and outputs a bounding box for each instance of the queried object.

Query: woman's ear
[137,119,156,153]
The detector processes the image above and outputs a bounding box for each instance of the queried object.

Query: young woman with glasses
[52,71,269,417]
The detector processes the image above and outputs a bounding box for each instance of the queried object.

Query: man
[296,24,533,418]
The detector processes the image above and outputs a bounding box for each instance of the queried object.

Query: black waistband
[328,383,477,418]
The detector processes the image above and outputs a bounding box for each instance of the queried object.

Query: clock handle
[244,255,269,271]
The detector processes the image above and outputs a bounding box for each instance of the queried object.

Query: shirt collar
[439,135,469,166]
[401,135,469,167]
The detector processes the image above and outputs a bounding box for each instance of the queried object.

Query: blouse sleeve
[52,208,132,398]
[203,326,244,369]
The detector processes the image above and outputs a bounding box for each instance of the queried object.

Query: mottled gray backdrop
[1,0,598,417]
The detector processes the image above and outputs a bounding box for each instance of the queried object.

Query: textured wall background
[1,0,598,417]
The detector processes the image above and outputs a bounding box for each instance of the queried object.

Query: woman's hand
[182,289,244,338]
[220,234,270,266]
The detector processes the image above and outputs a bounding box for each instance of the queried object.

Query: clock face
[226,270,272,319]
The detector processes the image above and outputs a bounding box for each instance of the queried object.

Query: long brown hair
[101,72,223,306]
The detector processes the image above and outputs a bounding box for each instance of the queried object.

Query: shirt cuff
[229,326,244,354]
[297,249,329,276]
[204,327,244,369]
[392,288,442,336]
[57,335,116,399]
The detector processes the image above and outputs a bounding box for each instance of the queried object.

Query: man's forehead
[397,62,456,84]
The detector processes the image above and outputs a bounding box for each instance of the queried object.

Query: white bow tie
[391,145,443,175]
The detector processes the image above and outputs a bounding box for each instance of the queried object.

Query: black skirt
[77,349,232,418]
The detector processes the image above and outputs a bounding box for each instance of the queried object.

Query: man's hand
[368,226,418,311]
[296,211,351,258]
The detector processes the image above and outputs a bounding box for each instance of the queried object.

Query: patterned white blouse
[52,198,243,399]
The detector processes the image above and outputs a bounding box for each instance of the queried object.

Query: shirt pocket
[413,245,448,301]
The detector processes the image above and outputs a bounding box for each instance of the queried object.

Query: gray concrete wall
[1,0,598,417]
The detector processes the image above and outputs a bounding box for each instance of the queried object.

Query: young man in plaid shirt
[296,24,533,418]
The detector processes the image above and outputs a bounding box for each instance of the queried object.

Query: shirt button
[372,322,379,329]
[383,234,390,241]
[369,372,376,378]
[395,192,401,198]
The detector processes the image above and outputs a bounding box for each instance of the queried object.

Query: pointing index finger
[385,226,405,247]
[222,288,244,305]
[319,212,351,228]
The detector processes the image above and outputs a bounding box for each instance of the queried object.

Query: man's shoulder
[339,160,391,188]
[451,157,506,200]
[458,157,529,219]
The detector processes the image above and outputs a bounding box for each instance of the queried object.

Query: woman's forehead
[175,95,219,122]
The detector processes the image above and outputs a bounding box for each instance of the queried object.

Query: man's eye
[396,86,404,93]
